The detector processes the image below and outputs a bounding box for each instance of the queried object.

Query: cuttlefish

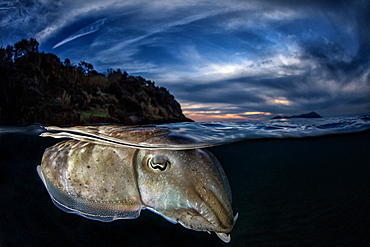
[37,125,237,242]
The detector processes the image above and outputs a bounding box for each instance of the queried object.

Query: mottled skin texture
[39,140,142,218]
[135,136,235,234]
[38,126,237,242]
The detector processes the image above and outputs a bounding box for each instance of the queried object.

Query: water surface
[1,116,369,246]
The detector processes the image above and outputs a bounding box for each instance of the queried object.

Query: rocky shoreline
[0,39,192,126]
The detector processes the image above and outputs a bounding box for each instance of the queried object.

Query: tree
[14,38,39,59]
[64,58,72,67]
[0,38,190,125]
[78,61,94,75]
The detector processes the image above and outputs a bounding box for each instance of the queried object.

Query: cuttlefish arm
[41,125,220,150]
[215,213,238,243]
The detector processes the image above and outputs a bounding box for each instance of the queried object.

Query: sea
[1,115,369,247]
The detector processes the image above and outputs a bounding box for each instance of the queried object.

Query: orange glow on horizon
[183,111,272,122]
[242,111,272,115]
[265,97,291,106]
[272,99,290,105]
[212,114,246,119]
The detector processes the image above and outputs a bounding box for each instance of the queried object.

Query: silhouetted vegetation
[0,38,192,125]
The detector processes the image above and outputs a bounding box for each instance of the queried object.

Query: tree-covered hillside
[0,38,192,125]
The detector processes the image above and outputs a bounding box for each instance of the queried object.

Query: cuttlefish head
[135,136,237,243]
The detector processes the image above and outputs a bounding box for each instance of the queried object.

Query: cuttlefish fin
[37,166,142,222]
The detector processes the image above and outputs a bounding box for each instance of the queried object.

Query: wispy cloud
[93,7,228,62]
[53,18,107,49]
[0,1,17,11]
[1,0,368,120]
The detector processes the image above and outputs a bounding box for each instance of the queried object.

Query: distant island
[0,38,192,126]
[271,111,323,119]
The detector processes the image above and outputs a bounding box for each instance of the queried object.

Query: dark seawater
[1,116,369,246]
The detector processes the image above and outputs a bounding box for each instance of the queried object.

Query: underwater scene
[1,115,370,246]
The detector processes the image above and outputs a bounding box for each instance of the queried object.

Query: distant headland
[271,111,323,119]
[0,38,192,126]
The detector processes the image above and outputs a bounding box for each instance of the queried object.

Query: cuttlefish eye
[147,155,171,172]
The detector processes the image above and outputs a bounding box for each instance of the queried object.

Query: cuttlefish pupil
[148,155,171,171]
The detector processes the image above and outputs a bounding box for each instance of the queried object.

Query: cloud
[1,0,133,45]
[91,6,229,65]
[52,18,107,49]
[0,1,17,11]
[1,0,369,120]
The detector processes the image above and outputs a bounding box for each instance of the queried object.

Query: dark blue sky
[1,0,369,121]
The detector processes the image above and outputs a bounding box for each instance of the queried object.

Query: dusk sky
[1,0,369,121]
